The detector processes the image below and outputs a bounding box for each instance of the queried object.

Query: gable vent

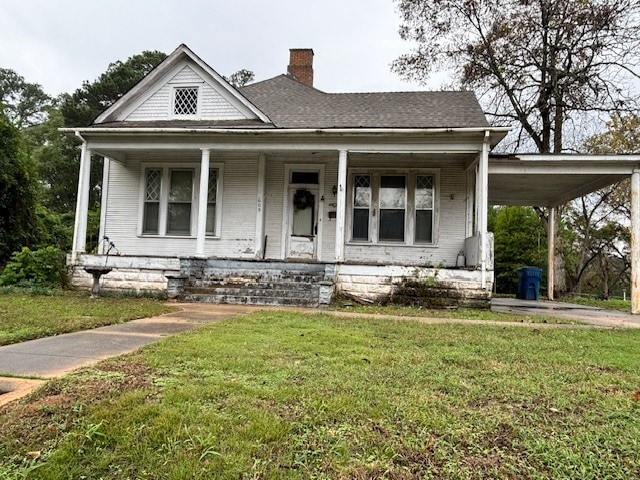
[174,87,199,115]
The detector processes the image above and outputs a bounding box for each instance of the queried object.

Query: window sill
[346,241,438,248]
[138,234,221,240]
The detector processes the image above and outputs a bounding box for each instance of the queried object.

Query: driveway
[491,297,640,328]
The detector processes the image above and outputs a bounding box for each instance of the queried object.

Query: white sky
[0,0,440,97]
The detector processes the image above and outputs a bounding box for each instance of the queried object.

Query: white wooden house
[65,44,640,310]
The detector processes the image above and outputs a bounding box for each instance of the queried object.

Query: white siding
[103,154,469,266]
[104,153,259,258]
[126,65,247,121]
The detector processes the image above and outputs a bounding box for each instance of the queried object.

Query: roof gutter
[60,126,511,136]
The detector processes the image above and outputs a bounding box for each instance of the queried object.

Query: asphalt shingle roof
[239,74,489,129]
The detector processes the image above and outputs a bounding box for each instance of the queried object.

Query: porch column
[98,157,111,254]
[547,206,556,300]
[255,153,267,258]
[631,170,640,314]
[196,148,210,257]
[335,149,348,262]
[478,132,490,289]
[71,141,91,263]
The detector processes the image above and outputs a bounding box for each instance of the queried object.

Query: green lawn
[2,311,639,479]
[0,290,173,346]
[332,302,581,324]
[560,296,632,313]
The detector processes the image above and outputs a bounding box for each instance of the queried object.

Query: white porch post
[547,206,556,300]
[478,132,490,289]
[98,157,111,254]
[255,153,267,258]
[196,148,210,257]
[631,170,640,314]
[335,149,348,262]
[71,141,91,263]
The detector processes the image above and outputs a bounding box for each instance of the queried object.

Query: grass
[0,289,173,346]
[1,311,639,478]
[331,302,581,324]
[560,296,632,313]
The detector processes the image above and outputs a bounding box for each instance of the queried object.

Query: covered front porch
[68,127,504,304]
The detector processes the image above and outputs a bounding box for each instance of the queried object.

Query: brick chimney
[287,48,314,87]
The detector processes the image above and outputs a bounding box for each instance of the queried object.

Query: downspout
[71,131,88,265]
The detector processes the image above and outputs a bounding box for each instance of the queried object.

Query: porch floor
[491,297,640,328]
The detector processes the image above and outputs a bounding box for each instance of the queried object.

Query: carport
[488,154,640,313]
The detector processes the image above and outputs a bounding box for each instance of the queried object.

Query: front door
[286,186,318,260]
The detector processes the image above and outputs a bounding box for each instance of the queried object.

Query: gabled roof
[87,45,490,130]
[240,74,490,129]
[93,44,271,125]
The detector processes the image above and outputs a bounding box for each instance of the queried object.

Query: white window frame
[346,168,440,247]
[171,85,201,118]
[138,162,224,239]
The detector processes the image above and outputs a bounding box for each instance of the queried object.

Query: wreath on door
[293,188,314,211]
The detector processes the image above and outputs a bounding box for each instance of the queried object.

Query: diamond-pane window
[174,87,198,116]
[206,169,218,235]
[415,174,435,244]
[143,168,162,234]
[145,169,161,201]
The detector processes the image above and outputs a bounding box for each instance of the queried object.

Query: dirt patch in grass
[0,356,158,460]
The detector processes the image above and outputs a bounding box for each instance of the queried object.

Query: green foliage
[60,50,167,127]
[34,207,74,252]
[0,67,51,128]
[0,246,68,288]
[0,114,38,263]
[489,206,547,294]
[225,69,255,88]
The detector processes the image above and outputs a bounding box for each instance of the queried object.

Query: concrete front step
[181,293,319,307]
[184,286,319,298]
[188,275,325,288]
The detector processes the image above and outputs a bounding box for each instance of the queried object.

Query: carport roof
[489,154,640,207]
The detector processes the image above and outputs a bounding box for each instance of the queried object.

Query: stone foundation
[335,264,492,308]
[70,255,492,308]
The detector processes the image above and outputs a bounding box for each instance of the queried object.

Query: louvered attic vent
[174,87,198,116]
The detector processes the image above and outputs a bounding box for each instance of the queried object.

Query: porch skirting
[70,254,493,308]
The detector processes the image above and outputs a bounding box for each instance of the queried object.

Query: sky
[0,0,437,98]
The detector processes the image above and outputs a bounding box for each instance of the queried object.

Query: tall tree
[0,68,51,128]
[225,69,255,88]
[60,50,168,127]
[393,0,640,152]
[0,114,38,262]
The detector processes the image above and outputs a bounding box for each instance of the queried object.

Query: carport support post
[196,148,210,257]
[335,149,348,262]
[631,170,640,314]
[547,206,556,300]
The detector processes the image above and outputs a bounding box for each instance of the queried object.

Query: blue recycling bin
[516,267,542,300]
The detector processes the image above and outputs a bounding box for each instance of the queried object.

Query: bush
[0,246,68,288]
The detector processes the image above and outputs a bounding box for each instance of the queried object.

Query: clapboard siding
[126,64,247,121]
[104,154,259,258]
[103,154,468,265]
[263,157,285,259]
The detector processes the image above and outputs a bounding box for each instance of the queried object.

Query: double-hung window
[141,166,221,237]
[350,171,436,245]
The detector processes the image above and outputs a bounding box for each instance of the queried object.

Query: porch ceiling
[488,154,640,207]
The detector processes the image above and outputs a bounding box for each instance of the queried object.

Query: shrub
[0,246,68,288]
